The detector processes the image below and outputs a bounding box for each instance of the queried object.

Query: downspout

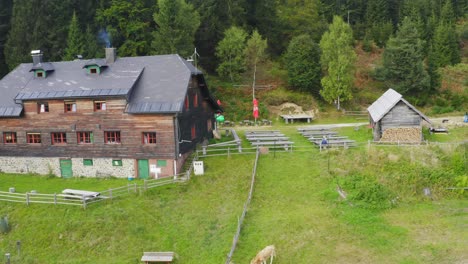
[174,114,180,175]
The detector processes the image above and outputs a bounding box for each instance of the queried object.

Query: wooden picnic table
[281,114,313,124]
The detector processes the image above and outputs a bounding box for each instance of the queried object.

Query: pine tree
[63,12,84,61]
[319,16,356,110]
[0,0,12,77]
[215,26,248,82]
[152,0,200,57]
[382,17,430,96]
[96,0,154,56]
[83,25,101,59]
[284,34,321,95]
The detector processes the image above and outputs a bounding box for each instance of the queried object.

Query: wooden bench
[141,252,174,263]
[245,130,281,134]
[247,136,289,142]
[251,141,294,150]
[246,133,284,138]
[301,131,337,137]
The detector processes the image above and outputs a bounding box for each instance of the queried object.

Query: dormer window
[35,70,46,78]
[83,59,107,75]
[86,65,101,75]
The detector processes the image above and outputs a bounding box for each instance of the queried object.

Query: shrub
[340,174,396,210]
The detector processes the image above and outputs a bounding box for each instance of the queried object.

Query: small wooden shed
[367,89,432,142]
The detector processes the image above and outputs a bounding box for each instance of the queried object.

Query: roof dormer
[29,50,55,78]
[82,59,108,75]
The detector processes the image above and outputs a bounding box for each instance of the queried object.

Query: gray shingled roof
[367,88,431,124]
[0,53,214,116]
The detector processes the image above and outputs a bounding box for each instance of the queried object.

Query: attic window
[35,70,46,78]
[87,65,101,75]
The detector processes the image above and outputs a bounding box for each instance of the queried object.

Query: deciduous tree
[244,30,267,99]
[319,16,356,110]
[216,26,248,82]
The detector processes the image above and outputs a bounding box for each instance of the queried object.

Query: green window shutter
[157,160,167,167]
[83,159,93,166]
[90,132,94,143]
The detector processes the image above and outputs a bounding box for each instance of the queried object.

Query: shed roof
[367,88,431,124]
[0,53,219,117]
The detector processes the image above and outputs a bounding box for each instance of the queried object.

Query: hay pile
[380,127,421,142]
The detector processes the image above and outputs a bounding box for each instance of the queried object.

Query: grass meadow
[0,125,466,263]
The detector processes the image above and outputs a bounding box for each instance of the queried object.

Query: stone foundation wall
[0,156,134,178]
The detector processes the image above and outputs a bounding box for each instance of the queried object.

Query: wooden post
[82,195,87,209]
[54,193,57,205]
[26,193,29,206]
[228,147,230,157]
[134,183,137,193]
[109,189,113,199]
[144,180,147,191]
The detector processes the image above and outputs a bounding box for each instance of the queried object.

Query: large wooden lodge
[0,48,221,178]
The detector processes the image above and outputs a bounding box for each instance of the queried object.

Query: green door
[60,159,73,178]
[138,159,149,179]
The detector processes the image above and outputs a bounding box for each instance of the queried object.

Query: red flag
[253,98,259,119]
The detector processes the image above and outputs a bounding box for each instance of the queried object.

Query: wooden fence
[0,173,190,209]
[225,149,260,264]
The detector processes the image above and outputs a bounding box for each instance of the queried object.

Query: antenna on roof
[186,48,200,69]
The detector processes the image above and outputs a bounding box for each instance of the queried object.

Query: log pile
[380,127,421,142]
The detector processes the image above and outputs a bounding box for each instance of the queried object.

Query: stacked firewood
[380,127,421,142]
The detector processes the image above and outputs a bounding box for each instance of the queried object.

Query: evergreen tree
[276,0,326,43]
[152,0,200,57]
[365,0,393,47]
[216,26,248,82]
[63,12,84,61]
[284,34,321,94]
[83,25,101,59]
[0,0,12,77]
[244,30,268,99]
[5,0,73,68]
[96,0,154,56]
[319,16,356,110]
[189,0,247,73]
[382,17,430,96]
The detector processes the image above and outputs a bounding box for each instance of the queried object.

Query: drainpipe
[173,114,180,175]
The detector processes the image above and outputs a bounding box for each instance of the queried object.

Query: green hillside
[1,129,466,263]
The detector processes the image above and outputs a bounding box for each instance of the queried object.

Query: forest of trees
[0,0,466,107]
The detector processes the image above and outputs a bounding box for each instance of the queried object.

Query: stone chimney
[31,50,43,65]
[105,48,116,64]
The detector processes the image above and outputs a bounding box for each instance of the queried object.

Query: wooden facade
[0,52,219,178]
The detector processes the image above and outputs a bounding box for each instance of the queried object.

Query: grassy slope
[0,127,466,263]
